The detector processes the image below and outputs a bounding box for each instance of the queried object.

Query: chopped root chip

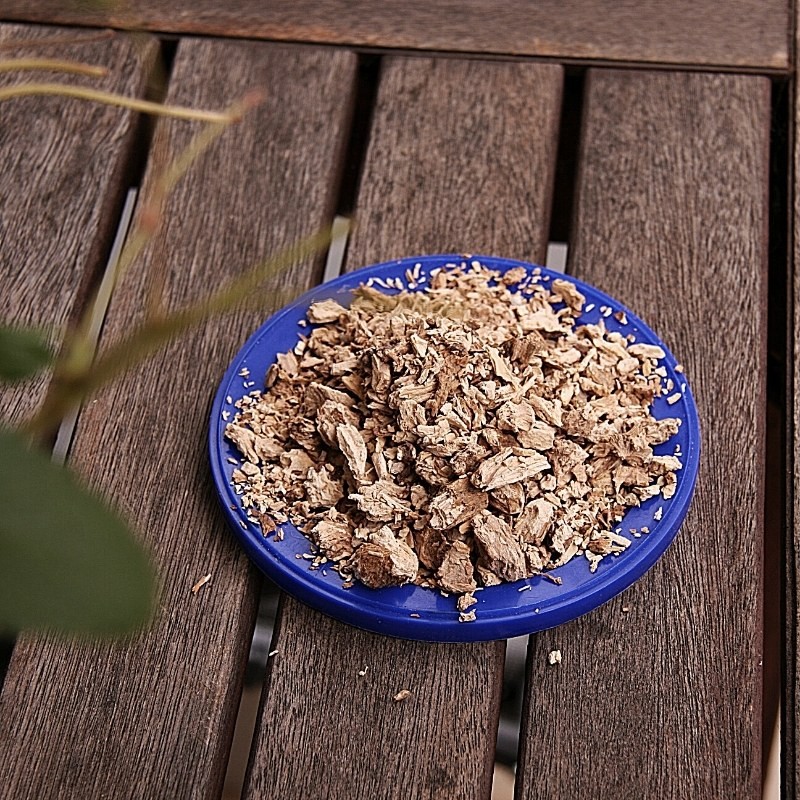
[310,510,353,562]
[225,261,682,604]
[191,574,211,595]
[429,478,488,530]
[456,592,478,611]
[437,542,477,594]
[252,511,277,537]
[473,511,527,583]
[393,689,413,702]
[515,498,556,546]
[307,298,347,323]
[551,278,585,311]
[336,423,368,484]
[547,649,562,665]
[471,448,550,491]
[351,528,418,588]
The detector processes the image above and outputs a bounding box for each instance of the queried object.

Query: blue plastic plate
[209,255,700,642]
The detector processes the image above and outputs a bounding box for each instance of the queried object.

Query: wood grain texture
[0,40,356,799]
[346,58,563,266]
[0,24,155,426]
[2,0,790,71]
[244,57,563,800]
[515,69,770,799]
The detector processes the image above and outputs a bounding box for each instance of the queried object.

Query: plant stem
[58,91,266,381]
[0,83,236,123]
[0,58,108,77]
[23,225,337,438]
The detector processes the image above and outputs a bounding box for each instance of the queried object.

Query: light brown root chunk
[473,511,527,583]
[350,528,418,588]
[471,448,550,491]
[436,541,477,594]
[307,298,348,323]
[515,498,556,546]
[428,478,488,530]
[310,510,353,562]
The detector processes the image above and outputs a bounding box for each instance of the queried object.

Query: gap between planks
[763,72,790,800]
[52,188,138,465]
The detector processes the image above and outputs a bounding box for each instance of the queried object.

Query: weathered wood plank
[244,57,563,800]
[515,69,770,798]
[0,23,155,426]
[1,0,790,71]
[0,40,356,799]
[345,59,562,264]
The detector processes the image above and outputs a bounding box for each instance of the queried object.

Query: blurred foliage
[0,44,334,638]
[0,327,53,382]
[0,429,153,635]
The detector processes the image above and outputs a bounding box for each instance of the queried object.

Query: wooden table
[0,4,791,797]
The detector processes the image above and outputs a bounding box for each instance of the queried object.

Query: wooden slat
[0,24,155,426]
[244,57,563,800]
[0,40,356,798]
[2,1,790,71]
[515,69,770,798]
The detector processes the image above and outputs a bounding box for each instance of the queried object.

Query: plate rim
[208,253,701,642]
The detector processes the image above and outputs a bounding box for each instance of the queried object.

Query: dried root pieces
[226,261,682,610]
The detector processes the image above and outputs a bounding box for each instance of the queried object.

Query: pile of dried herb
[226,261,681,615]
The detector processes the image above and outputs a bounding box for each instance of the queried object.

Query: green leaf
[0,429,155,636]
[0,326,53,382]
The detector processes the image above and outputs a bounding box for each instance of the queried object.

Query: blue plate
[209,254,700,642]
